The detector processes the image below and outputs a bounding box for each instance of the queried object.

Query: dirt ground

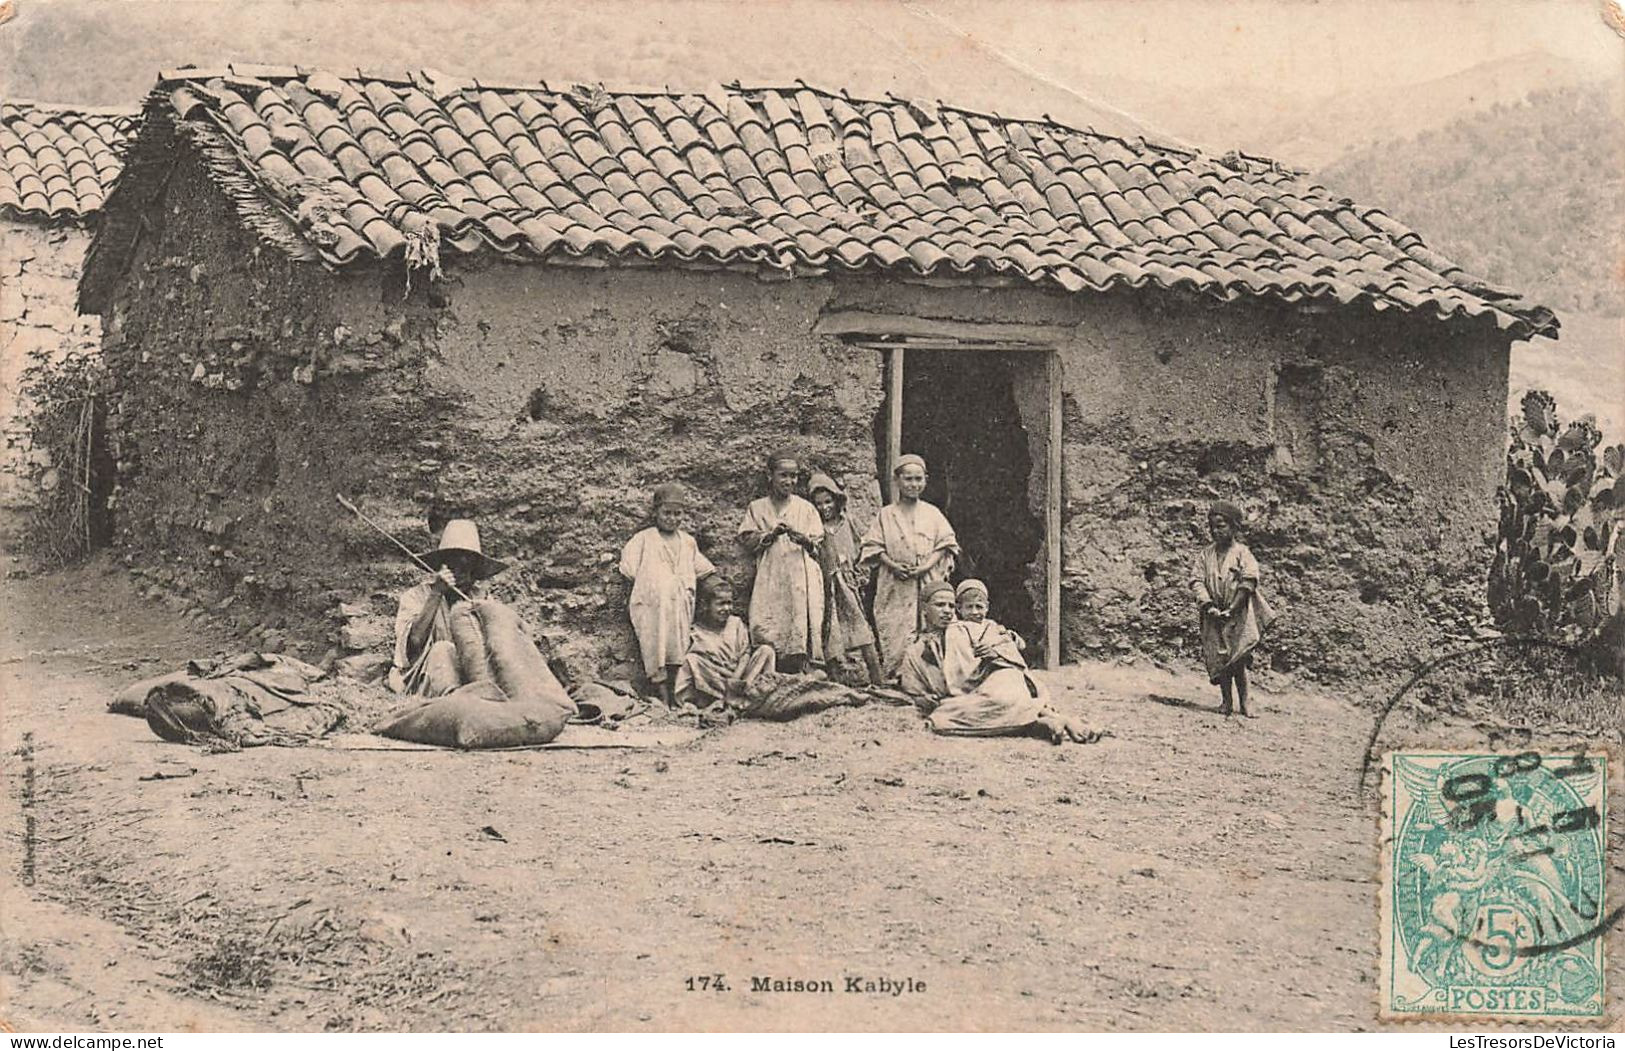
[1,558,1618,1032]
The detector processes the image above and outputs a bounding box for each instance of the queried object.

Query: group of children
[618,451,964,708]
[618,451,1275,717]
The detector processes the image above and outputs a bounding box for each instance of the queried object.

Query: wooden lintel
[814,310,1072,346]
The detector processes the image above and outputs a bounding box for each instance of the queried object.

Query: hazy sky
[941,0,1623,88]
[2,0,1620,153]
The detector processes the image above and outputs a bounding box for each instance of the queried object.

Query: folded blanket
[139,652,337,747]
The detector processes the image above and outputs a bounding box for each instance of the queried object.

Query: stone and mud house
[1,100,132,546]
[73,65,1558,686]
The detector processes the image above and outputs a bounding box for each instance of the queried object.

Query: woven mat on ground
[319,725,706,751]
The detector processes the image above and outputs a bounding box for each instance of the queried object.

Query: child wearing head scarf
[859,453,959,681]
[737,450,825,673]
[1191,500,1276,716]
[619,482,716,704]
[808,472,882,685]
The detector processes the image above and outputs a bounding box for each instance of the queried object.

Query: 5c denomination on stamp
[1381,751,1609,1021]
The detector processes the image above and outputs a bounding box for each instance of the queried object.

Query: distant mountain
[1318,83,1624,317]
[1259,49,1608,170]
[0,0,1170,140]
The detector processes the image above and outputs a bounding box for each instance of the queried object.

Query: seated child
[619,483,715,705]
[946,578,1029,688]
[901,581,1098,744]
[675,575,776,709]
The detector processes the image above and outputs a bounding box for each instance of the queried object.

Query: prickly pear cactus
[1489,390,1624,657]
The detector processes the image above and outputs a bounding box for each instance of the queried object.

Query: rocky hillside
[1319,84,1624,318]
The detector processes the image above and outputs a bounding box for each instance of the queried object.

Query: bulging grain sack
[474,600,574,721]
[375,600,575,748]
[448,602,489,685]
[376,680,571,748]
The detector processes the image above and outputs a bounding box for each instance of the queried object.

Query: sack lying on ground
[375,680,573,749]
[109,668,195,716]
[141,653,338,747]
[570,681,641,724]
[375,600,576,749]
[735,671,870,722]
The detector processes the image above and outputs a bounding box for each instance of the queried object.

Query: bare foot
[1034,714,1102,745]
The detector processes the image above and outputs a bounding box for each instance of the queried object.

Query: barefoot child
[860,454,959,681]
[738,451,825,674]
[675,575,776,709]
[1191,500,1276,717]
[619,483,716,704]
[808,472,883,685]
[900,582,1097,744]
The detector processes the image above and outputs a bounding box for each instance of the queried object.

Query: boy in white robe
[620,483,716,704]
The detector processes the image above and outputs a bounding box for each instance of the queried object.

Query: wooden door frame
[843,333,1064,670]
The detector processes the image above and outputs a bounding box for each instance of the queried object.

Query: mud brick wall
[96,154,1509,688]
[95,155,435,655]
[0,221,101,542]
[381,258,886,679]
[95,154,884,681]
[1054,297,1509,682]
[824,281,1511,682]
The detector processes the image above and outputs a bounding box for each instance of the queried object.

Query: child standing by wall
[738,451,825,673]
[860,453,959,682]
[808,472,882,685]
[619,483,715,705]
[1191,500,1276,717]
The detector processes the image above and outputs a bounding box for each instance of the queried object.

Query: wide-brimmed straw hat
[418,519,508,580]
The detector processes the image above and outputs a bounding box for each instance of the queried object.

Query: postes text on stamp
[1381,751,1608,1021]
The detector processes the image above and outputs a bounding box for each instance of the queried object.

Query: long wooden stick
[334,493,471,602]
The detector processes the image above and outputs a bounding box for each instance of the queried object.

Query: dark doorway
[871,350,1044,645]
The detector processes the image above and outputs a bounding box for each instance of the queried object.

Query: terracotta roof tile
[78,70,1558,338]
[0,101,134,223]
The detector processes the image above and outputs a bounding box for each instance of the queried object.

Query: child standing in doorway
[809,472,883,685]
[1191,500,1276,717]
[859,453,959,682]
[619,483,716,705]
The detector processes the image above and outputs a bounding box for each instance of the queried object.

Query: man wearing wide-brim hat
[389,519,509,696]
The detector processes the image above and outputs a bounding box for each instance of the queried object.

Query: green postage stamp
[1381,751,1609,1021]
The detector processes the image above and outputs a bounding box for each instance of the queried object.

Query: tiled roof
[82,65,1557,339]
[0,100,135,223]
